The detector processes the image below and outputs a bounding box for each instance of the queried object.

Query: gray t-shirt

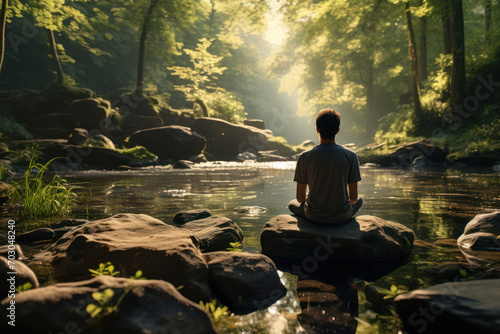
[293,144,361,224]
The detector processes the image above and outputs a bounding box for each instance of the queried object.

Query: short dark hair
[316,109,341,140]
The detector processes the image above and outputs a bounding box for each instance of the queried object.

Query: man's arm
[348,182,358,204]
[296,182,307,203]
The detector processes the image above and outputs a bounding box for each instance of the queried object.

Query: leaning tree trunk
[0,0,8,74]
[485,0,492,45]
[405,2,423,124]
[136,0,160,95]
[449,0,466,101]
[46,29,64,85]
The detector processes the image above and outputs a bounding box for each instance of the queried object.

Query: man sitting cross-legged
[288,109,363,225]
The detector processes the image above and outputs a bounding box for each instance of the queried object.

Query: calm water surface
[4,162,499,333]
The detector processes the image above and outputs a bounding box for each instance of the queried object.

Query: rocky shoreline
[1,206,498,332]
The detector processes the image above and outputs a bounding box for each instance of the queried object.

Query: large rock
[0,257,39,299]
[17,228,55,244]
[395,279,500,334]
[0,275,217,334]
[260,215,415,275]
[121,112,164,135]
[70,98,113,130]
[458,212,500,251]
[126,126,206,161]
[34,213,212,302]
[191,117,269,160]
[42,143,157,170]
[261,214,415,262]
[181,216,244,252]
[203,251,287,314]
[458,212,500,266]
[191,117,295,160]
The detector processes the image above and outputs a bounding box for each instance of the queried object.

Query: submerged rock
[126,125,206,161]
[236,151,257,162]
[173,209,212,224]
[173,160,194,169]
[181,216,244,252]
[203,251,286,314]
[395,279,500,334]
[233,206,268,215]
[0,275,217,334]
[34,213,212,302]
[0,257,39,299]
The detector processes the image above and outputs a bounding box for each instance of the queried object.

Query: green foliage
[374,106,420,145]
[8,147,76,219]
[86,288,117,318]
[458,269,476,282]
[89,262,120,277]
[0,110,33,140]
[382,285,408,300]
[15,282,33,293]
[226,242,243,252]
[0,162,9,182]
[168,38,245,123]
[115,146,158,164]
[199,298,230,324]
[131,270,146,280]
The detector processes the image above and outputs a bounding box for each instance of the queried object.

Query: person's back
[288,109,362,225]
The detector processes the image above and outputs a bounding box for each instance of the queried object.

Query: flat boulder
[261,215,415,263]
[395,279,500,334]
[125,125,206,161]
[203,251,286,314]
[17,228,55,244]
[181,216,244,252]
[34,213,212,302]
[0,275,217,334]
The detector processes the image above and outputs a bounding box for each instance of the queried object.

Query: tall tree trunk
[46,29,64,85]
[366,64,375,138]
[441,4,452,98]
[418,13,428,83]
[0,0,8,74]
[450,0,466,101]
[485,0,492,45]
[136,0,160,94]
[405,2,423,123]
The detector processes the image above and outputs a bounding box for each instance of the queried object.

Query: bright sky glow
[265,0,288,45]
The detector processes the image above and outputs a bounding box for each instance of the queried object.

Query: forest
[0,0,498,161]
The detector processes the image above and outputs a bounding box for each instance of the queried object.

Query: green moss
[115,146,157,163]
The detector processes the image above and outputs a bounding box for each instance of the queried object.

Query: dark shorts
[288,197,363,225]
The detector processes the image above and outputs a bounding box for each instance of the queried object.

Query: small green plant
[199,298,230,324]
[226,241,243,252]
[458,269,476,282]
[383,285,408,300]
[9,146,76,218]
[86,288,122,318]
[89,262,120,277]
[130,270,146,280]
[0,161,9,181]
[15,282,32,292]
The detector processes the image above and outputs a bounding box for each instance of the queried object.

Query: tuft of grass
[199,298,230,324]
[8,147,76,219]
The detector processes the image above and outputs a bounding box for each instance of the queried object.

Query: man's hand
[296,182,307,203]
[348,182,358,204]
